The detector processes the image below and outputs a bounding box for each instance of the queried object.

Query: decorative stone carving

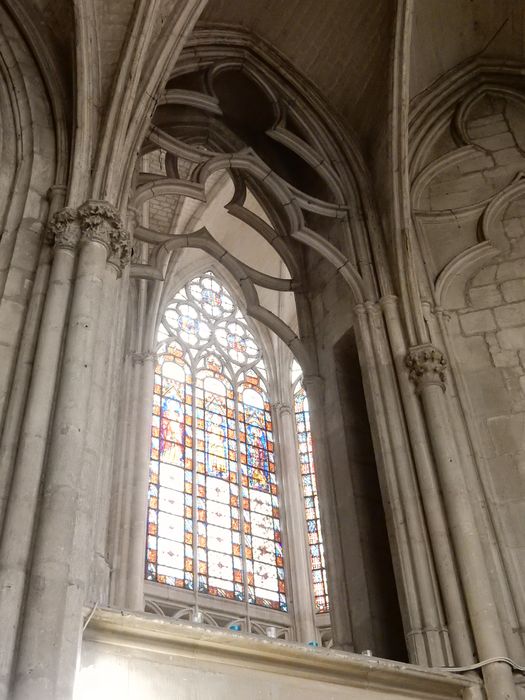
[46,202,131,271]
[46,207,81,250]
[78,200,131,270]
[405,344,447,391]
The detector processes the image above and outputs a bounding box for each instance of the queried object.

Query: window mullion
[275,399,317,642]
[235,383,251,627]
[191,362,199,612]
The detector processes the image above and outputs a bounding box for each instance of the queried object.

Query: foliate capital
[46,207,81,250]
[78,200,131,270]
[405,344,447,392]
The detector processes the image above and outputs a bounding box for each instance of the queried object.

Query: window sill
[80,607,477,700]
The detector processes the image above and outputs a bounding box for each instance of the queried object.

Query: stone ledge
[82,608,476,699]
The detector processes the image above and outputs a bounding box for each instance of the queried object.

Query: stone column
[89,266,128,604]
[124,351,156,610]
[108,351,139,607]
[275,402,317,643]
[11,201,129,700]
[302,374,354,651]
[359,303,449,665]
[0,186,66,527]
[381,296,475,667]
[91,211,133,605]
[77,238,130,607]
[406,344,518,700]
[0,207,80,700]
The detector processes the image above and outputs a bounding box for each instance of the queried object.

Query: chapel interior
[0,1,525,699]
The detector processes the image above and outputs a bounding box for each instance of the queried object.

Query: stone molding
[81,608,476,698]
[46,201,131,270]
[405,344,447,392]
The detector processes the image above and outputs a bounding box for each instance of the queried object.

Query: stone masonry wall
[414,92,525,589]
[447,187,525,583]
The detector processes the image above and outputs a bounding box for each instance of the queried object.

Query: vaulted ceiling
[199,0,395,151]
[8,0,525,161]
[410,0,525,98]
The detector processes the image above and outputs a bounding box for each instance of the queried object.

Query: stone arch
[0,4,59,449]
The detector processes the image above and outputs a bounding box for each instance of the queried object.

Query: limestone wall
[412,88,525,659]
[447,199,525,583]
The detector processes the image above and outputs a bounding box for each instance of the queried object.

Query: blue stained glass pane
[246,424,268,448]
[244,405,265,427]
[247,444,269,471]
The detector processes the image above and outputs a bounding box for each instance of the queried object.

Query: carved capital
[273,401,293,417]
[405,344,447,392]
[78,200,131,270]
[46,207,81,250]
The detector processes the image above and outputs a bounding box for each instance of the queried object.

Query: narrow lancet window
[147,272,287,611]
[292,360,329,613]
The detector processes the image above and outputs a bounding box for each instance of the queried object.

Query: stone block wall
[447,191,525,584]
[413,90,525,648]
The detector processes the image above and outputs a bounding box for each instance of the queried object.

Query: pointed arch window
[147,272,287,612]
[292,361,329,613]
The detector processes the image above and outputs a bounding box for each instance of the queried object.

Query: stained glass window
[292,362,330,613]
[147,273,287,612]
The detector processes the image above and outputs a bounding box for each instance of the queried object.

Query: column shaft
[303,374,354,651]
[361,304,449,664]
[0,211,78,700]
[109,354,139,607]
[124,354,155,610]
[90,269,127,603]
[12,200,129,700]
[276,403,317,642]
[407,344,518,700]
[382,297,475,666]
[12,237,108,700]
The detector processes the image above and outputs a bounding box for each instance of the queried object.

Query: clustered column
[406,344,518,700]
[3,202,130,700]
[0,206,80,700]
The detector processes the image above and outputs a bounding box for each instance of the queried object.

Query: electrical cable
[82,602,98,632]
[434,657,525,674]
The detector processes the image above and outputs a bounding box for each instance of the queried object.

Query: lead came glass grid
[146,272,287,612]
[147,349,194,589]
[293,378,330,613]
[239,377,286,611]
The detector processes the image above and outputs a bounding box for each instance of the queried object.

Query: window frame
[145,270,295,634]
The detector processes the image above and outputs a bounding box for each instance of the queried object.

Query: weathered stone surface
[497,327,525,350]
[468,284,502,308]
[501,279,525,302]
[459,309,496,335]
[494,302,525,328]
